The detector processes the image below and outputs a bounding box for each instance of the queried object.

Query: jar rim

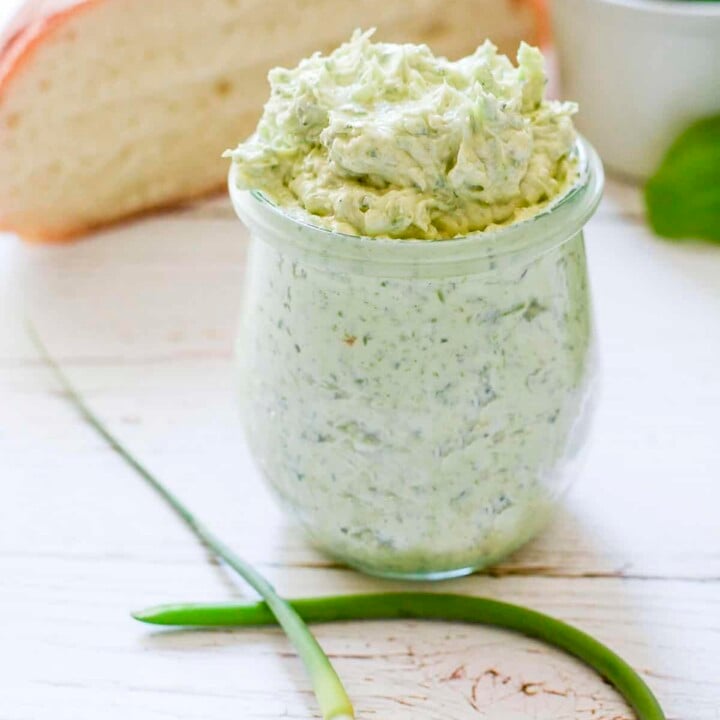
[229,136,604,269]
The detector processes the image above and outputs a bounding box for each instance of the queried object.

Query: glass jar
[230,138,604,580]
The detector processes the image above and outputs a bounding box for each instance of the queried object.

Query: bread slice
[0,0,538,241]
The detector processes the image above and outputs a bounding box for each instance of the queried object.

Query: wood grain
[2,178,719,719]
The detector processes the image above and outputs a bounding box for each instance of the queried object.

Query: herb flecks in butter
[226,30,578,240]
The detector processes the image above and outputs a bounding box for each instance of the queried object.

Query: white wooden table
[2,178,719,720]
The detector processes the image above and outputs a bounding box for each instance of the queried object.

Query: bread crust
[4,179,229,243]
[0,1,100,102]
[0,1,109,239]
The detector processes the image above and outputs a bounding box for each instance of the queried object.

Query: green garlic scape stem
[134,593,666,720]
[28,324,354,720]
[29,323,665,720]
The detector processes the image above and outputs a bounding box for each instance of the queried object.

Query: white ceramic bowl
[550,0,720,179]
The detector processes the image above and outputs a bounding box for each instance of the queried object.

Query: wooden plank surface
[2,179,719,720]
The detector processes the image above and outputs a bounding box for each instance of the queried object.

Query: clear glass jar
[230,139,604,580]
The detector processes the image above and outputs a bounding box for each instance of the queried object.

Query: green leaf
[645,114,720,243]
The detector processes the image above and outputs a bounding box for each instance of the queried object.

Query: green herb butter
[226,30,579,239]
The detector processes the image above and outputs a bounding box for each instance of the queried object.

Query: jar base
[341,560,482,582]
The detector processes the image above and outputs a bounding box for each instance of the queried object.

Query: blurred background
[1,0,718,242]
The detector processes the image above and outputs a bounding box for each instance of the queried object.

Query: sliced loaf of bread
[0,0,538,240]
